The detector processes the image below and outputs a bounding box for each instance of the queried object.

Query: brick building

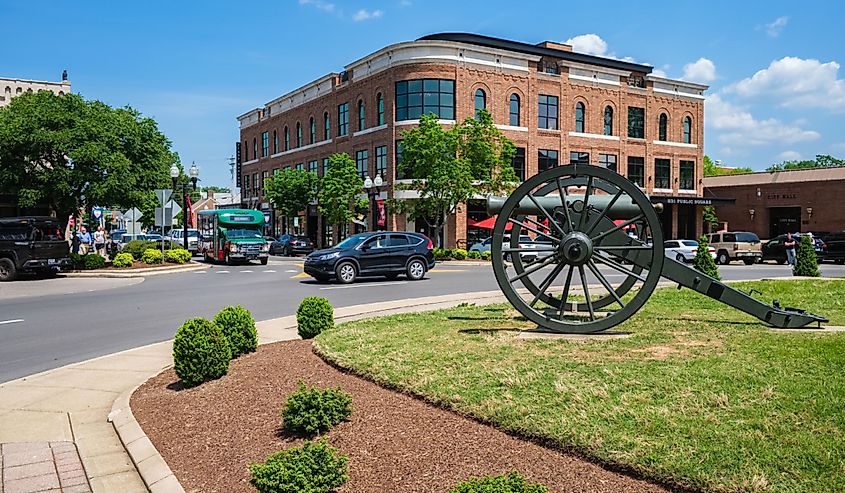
[237,33,708,247]
[704,167,845,239]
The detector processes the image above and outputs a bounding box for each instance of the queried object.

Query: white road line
[193,271,207,274]
[0,319,24,325]
[216,270,230,274]
[285,269,297,273]
[241,270,253,273]
[320,281,408,290]
[264,270,277,273]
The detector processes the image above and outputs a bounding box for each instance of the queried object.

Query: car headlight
[318,251,340,261]
[260,243,269,252]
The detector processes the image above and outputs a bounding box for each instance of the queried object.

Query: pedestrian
[77,226,93,255]
[94,226,107,257]
[71,229,81,254]
[784,233,797,266]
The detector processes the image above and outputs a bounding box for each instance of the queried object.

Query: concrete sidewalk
[0,290,508,493]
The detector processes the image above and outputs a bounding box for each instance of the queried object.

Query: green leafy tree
[264,168,317,233]
[391,111,516,247]
[702,205,719,232]
[703,155,753,177]
[767,154,844,172]
[793,235,821,277]
[0,91,179,219]
[317,153,363,244]
[692,234,720,280]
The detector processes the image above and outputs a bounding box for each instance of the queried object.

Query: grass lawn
[315,280,845,493]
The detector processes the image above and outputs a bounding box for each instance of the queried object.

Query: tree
[0,91,179,220]
[391,111,516,247]
[793,235,820,277]
[767,154,844,172]
[703,155,752,177]
[318,153,363,244]
[702,205,719,233]
[264,168,317,233]
[693,234,720,280]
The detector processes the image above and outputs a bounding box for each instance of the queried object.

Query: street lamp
[363,173,383,231]
[170,163,199,249]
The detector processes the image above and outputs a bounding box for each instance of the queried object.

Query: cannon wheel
[491,164,665,333]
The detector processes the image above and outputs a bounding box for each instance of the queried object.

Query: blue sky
[2,0,843,186]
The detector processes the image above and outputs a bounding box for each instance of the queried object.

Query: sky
[1,0,843,186]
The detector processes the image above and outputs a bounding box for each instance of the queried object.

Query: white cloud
[777,150,802,161]
[730,56,845,109]
[353,8,384,21]
[651,68,667,78]
[564,34,608,56]
[682,58,716,82]
[299,0,336,12]
[706,94,820,146]
[765,16,789,37]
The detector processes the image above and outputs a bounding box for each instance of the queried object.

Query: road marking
[193,271,207,274]
[429,269,466,273]
[0,319,24,325]
[320,281,408,290]
[285,269,297,273]
[216,270,230,274]
[264,270,276,273]
[291,272,310,279]
[241,270,253,273]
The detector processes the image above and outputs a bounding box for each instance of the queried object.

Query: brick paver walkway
[1,442,91,493]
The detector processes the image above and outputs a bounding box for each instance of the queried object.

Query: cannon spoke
[590,213,646,243]
[526,193,567,238]
[585,188,624,236]
[578,265,596,321]
[587,260,625,308]
[508,217,560,242]
[555,177,575,233]
[592,253,648,283]
[578,176,594,230]
[529,261,567,308]
[557,265,575,319]
[507,253,559,283]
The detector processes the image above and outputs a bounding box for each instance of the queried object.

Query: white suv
[168,229,200,253]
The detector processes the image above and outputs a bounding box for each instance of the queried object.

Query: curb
[64,262,209,278]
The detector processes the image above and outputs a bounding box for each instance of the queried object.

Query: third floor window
[575,102,585,133]
[338,103,349,136]
[395,79,455,121]
[358,100,366,131]
[509,93,520,126]
[658,113,668,141]
[377,93,384,126]
[538,95,558,130]
[603,106,613,135]
[628,107,645,139]
[474,88,486,118]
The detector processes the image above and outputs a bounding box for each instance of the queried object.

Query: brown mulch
[131,340,669,493]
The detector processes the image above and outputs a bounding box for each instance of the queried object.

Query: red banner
[377,199,386,227]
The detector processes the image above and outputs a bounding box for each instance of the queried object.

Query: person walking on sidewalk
[93,225,107,257]
[784,233,797,266]
[77,226,93,255]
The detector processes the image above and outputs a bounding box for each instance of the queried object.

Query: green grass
[315,280,845,493]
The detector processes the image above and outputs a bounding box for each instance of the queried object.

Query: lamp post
[170,163,199,250]
[362,173,383,231]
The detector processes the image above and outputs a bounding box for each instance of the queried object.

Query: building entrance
[769,206,801,237]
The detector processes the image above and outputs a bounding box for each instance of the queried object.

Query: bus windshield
[226,228,263,239]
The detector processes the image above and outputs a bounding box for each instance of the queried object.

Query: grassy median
[315,280,845,493]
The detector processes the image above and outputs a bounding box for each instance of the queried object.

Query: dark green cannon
[486,164,828,333]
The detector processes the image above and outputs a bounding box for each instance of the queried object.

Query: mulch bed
[131,340,669,493]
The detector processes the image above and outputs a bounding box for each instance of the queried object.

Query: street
[1,258,843,383]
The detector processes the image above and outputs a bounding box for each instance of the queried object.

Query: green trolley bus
[198,209,269,265]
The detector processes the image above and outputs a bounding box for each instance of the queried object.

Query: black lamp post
[362,174,383,231]
[170,163,199,249]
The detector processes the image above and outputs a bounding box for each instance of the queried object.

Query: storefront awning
[649,195,736,206]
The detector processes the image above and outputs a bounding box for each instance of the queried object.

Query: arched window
[658,113,668,141]
[16,87,22,94]
[296,122,302,147]
[509,94,520,126]
[243,141,248,161]
[309,117,315,144]
[603,106,613,135]
[273,130,278,154]
[474,89,486,118]
[253,138,257,159]
[575,102,585,133]
[358,100,366,131]
[284,126,290,151]
[377,93,384,126]
[683,116,692,144]
[323,112,330,140]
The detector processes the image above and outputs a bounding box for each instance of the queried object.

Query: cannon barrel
[487,194,646,220]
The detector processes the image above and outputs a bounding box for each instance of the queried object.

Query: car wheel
[225,253,235,266]
[835,259,845,265]
[717,251,730,265]
[406,258,426,281]
[335,261,357,284]
[743,258,755,266]
[675,253,685,263]
[0,258,17,282]
[260,257,268,265]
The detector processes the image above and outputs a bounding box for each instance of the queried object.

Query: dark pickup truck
[0,216,72,281]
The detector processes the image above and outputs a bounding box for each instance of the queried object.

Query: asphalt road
[1,257,843,383]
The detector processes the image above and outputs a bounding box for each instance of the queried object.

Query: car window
[483,238,491,246]
[280,234,289,241]
[664,241,678,248]
[734,232,759,242]
[387,234,409,247]
[681,240,698,247]
[723,233,736,243]
[363,235,386,249]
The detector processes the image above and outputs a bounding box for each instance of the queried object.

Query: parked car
[144,233,163,242]
[707,231,762,265]
[117,234,148,251]
[663,239,716,263]
[0,217,72,281]
[304,232,434,284]
[270,234,315,256]
[761,234,827,264]
[469,235,537,261]
[168,228,200,254]
[821,232,845,264]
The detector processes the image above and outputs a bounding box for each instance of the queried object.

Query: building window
[538,95,558,130]
[284,126,290,151]
[655,158,671,189]
[395,140,407,179]
[262,170,269,192]
[543,61,559,74]
[338,103,349,136]
[253,173,259,192]
[358,100,365,131]
[658,113,668,141]
[308,160,318,174]
[273,168,280,175]
[680,160,695,190]
[683,116,692,144]
[273,130,278,154]
[261,131,269,157]
[355,150,368,180]
[575,102,585,133]
[253,138,257,159]
[599,153,617,172]
[243,175,249,193]
[296,122,302,147]
[377,93,384,126]
[569,151,589,165]
[295,163,304,171]
[322,157,329,176]
[628,107,645,139]
[509,94,520,126]
[243,141,248,161]
[627,156,645,187]
[395,79,455,121]
[538,149,558,173]
[512,147,526,181]
[474,88,486,118]
[309,117,315,144]
[324,112,330,140]
[603,106,613,135]
[375,145,387,178]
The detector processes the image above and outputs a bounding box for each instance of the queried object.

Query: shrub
[213,305,257,357]
[250,440,348,493]
[69,252,82,267]
[433,247,450,261]
[481,250,492,261]
[112,252,134,268]
[451,248,468,260]
[794,235,821,277]
[467,250,481,259]
[692,235,720,280]
[82,254,105,270]
[450,471,548,493]
[296,297,334,339]
[164,248,192,264]
[172,318,232,387]
[122,240,152,260]
[282,381,352,435]
[141,248,163,265]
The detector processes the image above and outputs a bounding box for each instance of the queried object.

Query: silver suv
[707,231,761,265]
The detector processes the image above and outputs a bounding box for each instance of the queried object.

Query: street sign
[165,200,182,216]
[124,207,143,235]
[155,189,172,207]
[92,208,103,220]
[154,207,174,227]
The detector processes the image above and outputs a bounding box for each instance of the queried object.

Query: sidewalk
[0,290,508,493]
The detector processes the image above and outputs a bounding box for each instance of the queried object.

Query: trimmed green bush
[450,471,548,493]
[164,248,191,264]
[794,235,821,277]
[297,297,334,339]
[481,250,492,261]
[467,250,481,259]
[122,240,152,260]
[433,247,450,261]
[452,248,468,260]
[692,235,720,280]
[112,252,134,268]
[172,318,232,387]
[213,305,257,357]
[282,381,352,435]
[141,248,163,265]
[82,254,105,270]
[249,440,348,493]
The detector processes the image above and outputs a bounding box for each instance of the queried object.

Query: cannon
[486,164,828,333]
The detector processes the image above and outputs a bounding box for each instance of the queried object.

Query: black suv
[304,231,435,283]
[0,217,72,281]
[270,234,315,256]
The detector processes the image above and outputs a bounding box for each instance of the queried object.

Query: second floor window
[308,160,318,174]
[569,151,589,166]
[395,79,455,121]
[375,145,387,178]
[474,89,486,118]
[358,100,365,131]
[680,160,695,190]
[310,117,315,144]
[284,127,290,151]
[512,147,525,181]
[628,107,645,139]
[509,93,520,126]
[322,157,329,176]
[338,103,349,136]
[599,153,617,172]
[324,112,330,140]
[658,113,668,141]
[538,95,558,130]
[627,156,644,187]
[377,93,384,126]
[683,116,692,144]
[253,138,257,159]
[603,106,613,135]
[655,158,671,189]
[355,149,368,180]
[575,102,585,133]
[296,122,302,147]
[538,149,558,173]
[261,131,269,157]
